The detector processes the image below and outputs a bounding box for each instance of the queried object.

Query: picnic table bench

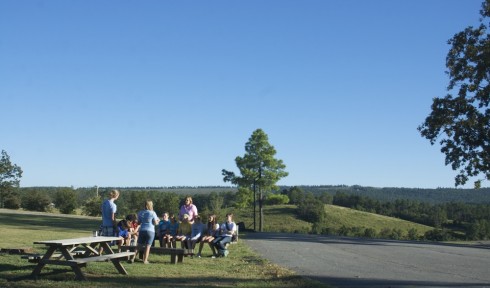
[30,236,134,281]
[121,246,185,264]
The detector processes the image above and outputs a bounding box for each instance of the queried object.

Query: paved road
[242,232,490,288]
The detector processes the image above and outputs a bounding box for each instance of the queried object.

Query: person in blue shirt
[100,189,120,237]
[130,200,159,264]
[158,212,171,247]
[117,219,131,252]
[167,214,179,248]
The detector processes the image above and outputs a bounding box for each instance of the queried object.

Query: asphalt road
[242,232,490,288]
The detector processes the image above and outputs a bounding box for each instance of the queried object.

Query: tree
[0,150,23,208]
[22,190,51,212]
[82,196,103,217]
[418,0,490,187]
[54,188,78,214]
[222,129,288,232]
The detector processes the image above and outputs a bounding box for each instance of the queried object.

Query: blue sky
[0,0,484,189]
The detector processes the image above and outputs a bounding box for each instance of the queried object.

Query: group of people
[100,190,237,264]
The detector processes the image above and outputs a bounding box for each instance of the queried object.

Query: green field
[0,204,435,287]
[0,208,327,288]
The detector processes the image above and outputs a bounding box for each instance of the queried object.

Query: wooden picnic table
[31,236,134,281]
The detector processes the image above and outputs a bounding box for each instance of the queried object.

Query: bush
[54,188,78,214]
[424,229,452,241]
[364,228,377,238]
[265,194,289,205]
[4,195,21,209]
[21,190,51,212]
[82,196,103,217]
[407,228,418,240]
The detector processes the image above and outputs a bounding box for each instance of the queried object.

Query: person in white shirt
[211,213,236,257]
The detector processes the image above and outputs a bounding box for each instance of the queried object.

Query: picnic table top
[34,236,121,246]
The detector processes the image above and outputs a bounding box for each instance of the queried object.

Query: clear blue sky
[0,0,484,189]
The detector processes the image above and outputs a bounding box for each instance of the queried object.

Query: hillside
[232,204,433,238]
[323,204,433,237]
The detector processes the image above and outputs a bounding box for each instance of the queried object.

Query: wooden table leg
[69,263,87,281]
[31,246,57,279]
[111,259,129,275]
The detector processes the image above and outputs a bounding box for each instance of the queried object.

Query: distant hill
[234,204,433,239]
[21,184,490,204]
[285,185,490,204]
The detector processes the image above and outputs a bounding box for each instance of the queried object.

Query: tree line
[283,186,490,241]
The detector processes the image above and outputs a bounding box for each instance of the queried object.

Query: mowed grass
[0,209,327,288]
[324,204,433,236]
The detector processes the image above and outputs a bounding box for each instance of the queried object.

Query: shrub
[4,195,21,209]
[21,190,51,212]
[364,228,377,238]
[265,194,289,205]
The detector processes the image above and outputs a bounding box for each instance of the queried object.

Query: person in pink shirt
[179,196,198,223]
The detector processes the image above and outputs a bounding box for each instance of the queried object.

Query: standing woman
[101,189,120,236]
[132,200,159,264]
[179,196,198,223]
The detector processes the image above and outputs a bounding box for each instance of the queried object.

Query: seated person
[186,216,205,257]
[167,214,179,248]
[197,214,220,258]
[158,212,171,247]
[174,214,191,251]
[117,219,131,252]
[211,213,237,258]
[126,214,140,246]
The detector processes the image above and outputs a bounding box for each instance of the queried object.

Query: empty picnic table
[30,236,134,281]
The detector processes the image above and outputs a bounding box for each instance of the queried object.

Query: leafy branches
[418,0,490,187]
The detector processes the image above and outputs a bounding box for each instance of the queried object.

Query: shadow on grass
[0,213,99,231]
[3,269,313,288]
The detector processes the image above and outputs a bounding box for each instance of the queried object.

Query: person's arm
[192,205,198,219]
[153,212,160,225]
[225,223,236,236]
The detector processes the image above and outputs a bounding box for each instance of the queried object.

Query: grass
[229,204,432,237]
[0,209,327,288]
[323,204,433,237]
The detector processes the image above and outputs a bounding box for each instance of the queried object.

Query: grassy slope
[323,204,433,236]
[224,204,433,237]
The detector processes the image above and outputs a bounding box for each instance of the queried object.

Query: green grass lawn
[0,209,327,288]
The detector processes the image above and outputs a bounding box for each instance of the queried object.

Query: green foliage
[364,228,377,238]
[283,186,304,205]
[418,0,490,186]
[424,229,453,241]
[82,196,103,216]
[408,228,419,240]
[222,128,288,231]
[234,187,253,208]
[21,190,51,212]
[265,194,289,205]
[467,219,490,240]
[297,193,326,224]
[54,187,78,214]
[152,192,181,216]
[3,193,21,209]
[0,150,23,208]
